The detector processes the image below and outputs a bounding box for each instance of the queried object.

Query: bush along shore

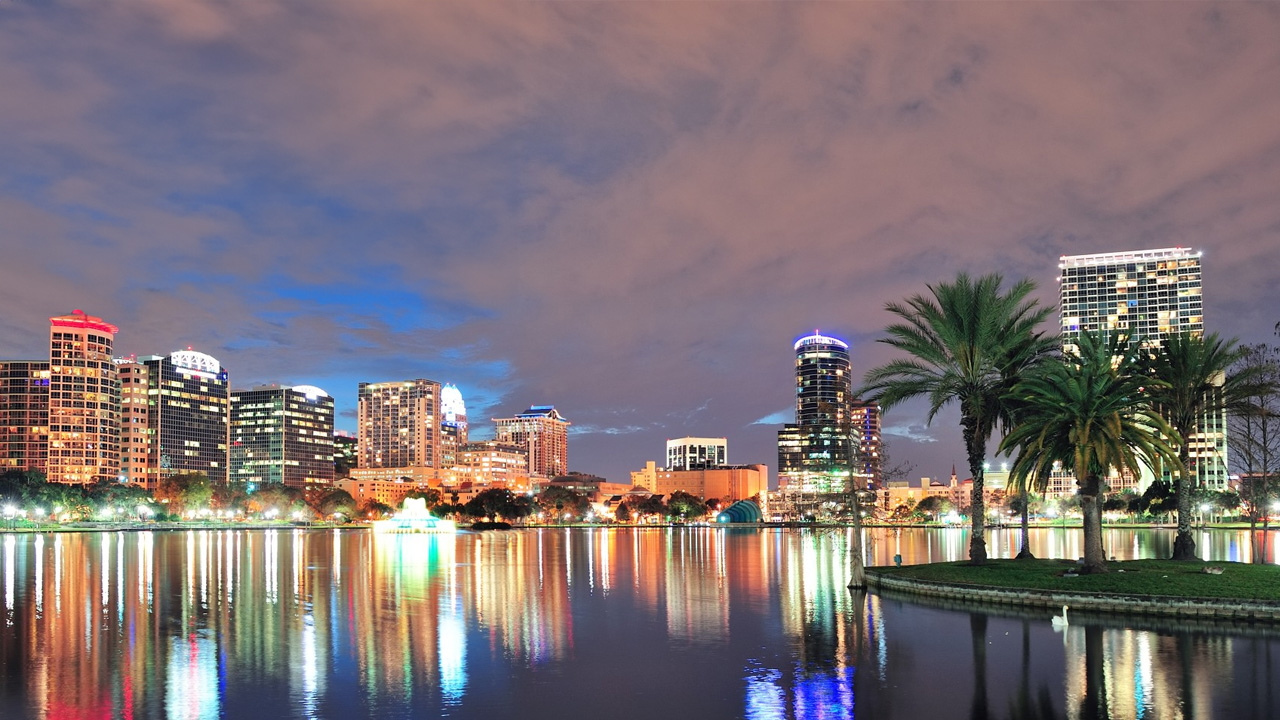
[867,559,1280,622]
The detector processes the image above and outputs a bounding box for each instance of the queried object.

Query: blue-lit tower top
[793,331,851,427]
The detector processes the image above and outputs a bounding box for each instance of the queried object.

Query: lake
[0,526,1277,719]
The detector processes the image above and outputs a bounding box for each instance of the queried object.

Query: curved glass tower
[793,333,851,427]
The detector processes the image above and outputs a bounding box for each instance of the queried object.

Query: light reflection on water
[0,528,1277,718]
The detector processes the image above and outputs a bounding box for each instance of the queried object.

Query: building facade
[777,333,858,500]
[117,350,230,487]
[850,400,882,486]
[666,437,727,470]
[493,405,569,478]
[0,361,49,473]
[457,440,529,487]
[357,379,442,471]
[439,383,468,470]
[230,384,335,489]
[47,310,121,484]
[632,461,767,503]
[1059,247,1224,491]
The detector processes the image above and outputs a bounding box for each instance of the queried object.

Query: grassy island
[871,560,1280,603]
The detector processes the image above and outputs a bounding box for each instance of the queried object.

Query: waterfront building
[1059,247,1224,491]
[336,476,433,509]
[230,384,335,489]
[457,440,529,488]
[775,332,865,517]
[0,360,49,473]
[357,378,442,476]
[493,405,569,479]
[851,400,882,486]
[666,437,727,470]
[333,431,357,477]
[439,383,468,470]
[631,460,766,503]
[47,310,121,484]
[117,350,230,487]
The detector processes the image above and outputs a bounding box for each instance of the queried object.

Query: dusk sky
[2,2,1279,485]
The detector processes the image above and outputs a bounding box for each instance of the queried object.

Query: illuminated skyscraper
[1059,247,1224,490]
[777,333,856,494]
[493,406,569,478]
[666,437,727,471]
[357,379,441,470]
[851,399,882,486]
[230,384,335,488]
[439,383,468,470]
[117,350,231,487]
[0,360,50,473]
[47,310,121,484]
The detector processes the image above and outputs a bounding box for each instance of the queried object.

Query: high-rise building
[47,310,121,484]
[357,379,441,470]
[493,405,569,478]
[440,383,468,470]
[0,361,50,473]
[230,384,335,488]
[457,440,530,487]
[851,400,882,486]
[1058,247,1224,490]
[777,333,858,500]
[666,437,727,470]
[117,350,230,487]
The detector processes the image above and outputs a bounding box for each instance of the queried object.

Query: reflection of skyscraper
[777,333,859,512]
[48,310,121,484]
[1059,248,1224,490]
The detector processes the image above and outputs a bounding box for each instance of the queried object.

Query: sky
[2,2,1279,485]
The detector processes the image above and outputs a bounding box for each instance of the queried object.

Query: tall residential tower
[47,310,121,484]
[1058,247,1224,490]
[493,405,569,478]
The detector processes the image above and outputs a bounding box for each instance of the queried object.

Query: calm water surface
[0,527,1277,719]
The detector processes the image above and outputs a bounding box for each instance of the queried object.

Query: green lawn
[872,559,1280,602]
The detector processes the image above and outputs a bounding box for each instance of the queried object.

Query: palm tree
[1142,332,1265,561]
[862,273,1055,564]
[1000,330,1179,573]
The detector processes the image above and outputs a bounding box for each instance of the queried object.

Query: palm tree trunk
[1016,487,1034,560]
[848,492,866,588]
[1172,446,1197,561]
[1080,473,1108,573]
[963,417,988,565]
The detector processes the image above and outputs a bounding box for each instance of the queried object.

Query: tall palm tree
[1143,332,1264,561]
[1000,330,1179,573]
[862,273,1055,564]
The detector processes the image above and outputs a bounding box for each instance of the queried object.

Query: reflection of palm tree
[970,613,989,720]
[1081,624,1110,720]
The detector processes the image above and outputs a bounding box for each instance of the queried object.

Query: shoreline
[865,561,1280,623]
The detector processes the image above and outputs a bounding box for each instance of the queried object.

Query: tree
[666,491,708,521]
[862,273,1056,564]
[361,499,395,520]
[313,488,357,519]
[403,488,443,509]
[613,501,632,522]
[1143,332,1268,560]
[914,495,952,520]
[156,473,213,517]
[538,486,590,521]
[248,483,308,517]
[1000,330,1179,573]
[1229,343,1280,558]
[633,495,668,520]
[465,488,535,521]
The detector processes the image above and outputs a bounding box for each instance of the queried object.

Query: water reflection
[0,528,1278,718]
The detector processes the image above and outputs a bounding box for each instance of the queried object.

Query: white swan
[1050,605,1069,629]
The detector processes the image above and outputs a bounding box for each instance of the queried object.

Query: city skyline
[3,4,1280,482]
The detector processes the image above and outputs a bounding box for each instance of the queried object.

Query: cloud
[2,2,1279,481]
